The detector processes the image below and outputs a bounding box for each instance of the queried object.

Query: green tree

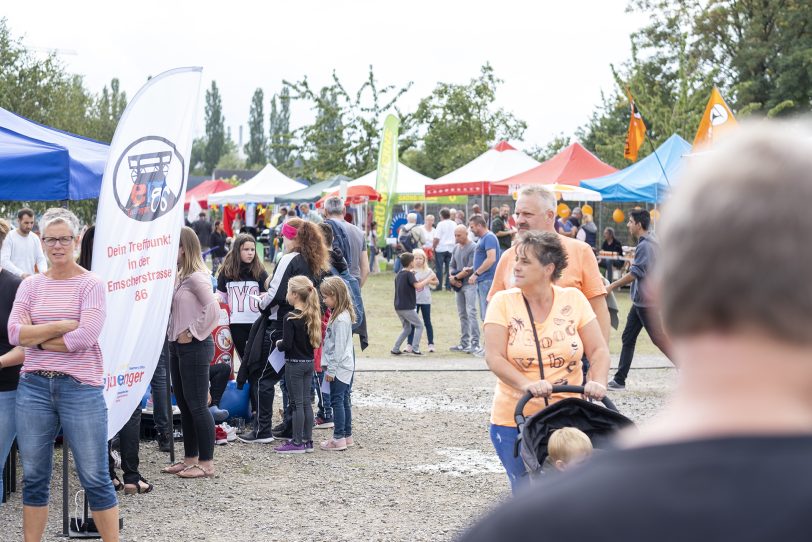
[401,64,526,179]
[204,80,226,174]
[268,87,293,168]
[244,88,266,167]
[87,78,127,142]
[190,137,207,175]
[633,0,812,116]
[285,67,412,179]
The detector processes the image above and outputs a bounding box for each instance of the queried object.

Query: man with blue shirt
[606,209,673,390]
[468,214,500,319]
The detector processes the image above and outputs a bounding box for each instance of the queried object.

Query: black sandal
[124,476,154,495]
[111,475,124,492]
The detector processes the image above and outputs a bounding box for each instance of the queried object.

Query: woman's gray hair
[40,207,81,237]
[659,120,812,344]
[517,230,568,281]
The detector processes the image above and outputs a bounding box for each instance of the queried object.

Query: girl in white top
[406,249,439,353]
[319,276,357,451]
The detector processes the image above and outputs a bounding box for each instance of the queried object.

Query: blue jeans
[490,424,527,494]
[329,379,352,439]
[408,304,434,346]
[150,339,171,437]
[0,389,17,504]
[476,279,492,321]
[16,373,117,511]
[434,251,452,289]
[313,371,332,421]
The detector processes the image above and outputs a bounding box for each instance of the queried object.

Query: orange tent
[495,142,616,188]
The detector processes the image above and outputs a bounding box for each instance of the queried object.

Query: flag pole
[644,135,671,188]
[630,93,671,189]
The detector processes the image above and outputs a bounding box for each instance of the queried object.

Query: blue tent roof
[581,134,691,202]
[0,107,109,201]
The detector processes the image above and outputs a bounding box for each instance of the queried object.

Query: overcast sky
[5,0,645,152]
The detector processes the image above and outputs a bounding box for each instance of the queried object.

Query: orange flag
[693,87,737,150]
[624,90,647,162]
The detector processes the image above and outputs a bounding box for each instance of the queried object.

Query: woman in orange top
[484,231,609,492]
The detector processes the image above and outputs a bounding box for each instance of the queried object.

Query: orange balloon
[557,203,571,219]
[651,208,661,222]
[582,204,594,216]
[612,208,625,223]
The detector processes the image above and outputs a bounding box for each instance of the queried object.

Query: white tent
[208,163,306,204]
[327,162,434,201]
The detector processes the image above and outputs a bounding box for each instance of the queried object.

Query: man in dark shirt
[606,210,672,390]
[490,204,515,251]
[192,211,212,253]
[459,123,812,542]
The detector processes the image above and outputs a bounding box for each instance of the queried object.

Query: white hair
[324,196,345,217]
[407,212,417,223]
[40,207,80,236]
[519,185,557,212]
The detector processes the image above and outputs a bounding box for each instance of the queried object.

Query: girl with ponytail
[273,276,322,454]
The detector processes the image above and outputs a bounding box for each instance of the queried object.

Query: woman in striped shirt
[8,208,119,541]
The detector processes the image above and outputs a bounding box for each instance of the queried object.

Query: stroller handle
[514,385,619,428]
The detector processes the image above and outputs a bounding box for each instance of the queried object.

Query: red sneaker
[215,425,228,445]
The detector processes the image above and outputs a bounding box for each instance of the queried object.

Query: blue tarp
[0,107,109,201]
[581,134,691,202]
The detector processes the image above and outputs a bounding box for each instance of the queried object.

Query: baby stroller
[514,385,635,477]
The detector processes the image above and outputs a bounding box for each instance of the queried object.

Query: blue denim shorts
[16,372,118,511]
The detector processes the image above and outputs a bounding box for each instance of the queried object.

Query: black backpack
[326,219,353,269]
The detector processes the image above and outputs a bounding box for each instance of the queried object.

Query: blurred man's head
[659,121,812,351]
[440,208,451,220]
[500,204,511,219]
[454,224,469,245]
[514,186,556,233]
[299,203,310,213]
[425,214,435,227]
[324,197,345,218]
[406,212,417,224]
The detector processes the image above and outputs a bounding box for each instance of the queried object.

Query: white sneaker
[220,422,238,442]
[472,346,485,357]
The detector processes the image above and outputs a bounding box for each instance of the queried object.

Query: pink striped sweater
[8,272,106,385]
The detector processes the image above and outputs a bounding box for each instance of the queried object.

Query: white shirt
[433,219,457,253]
[0,229,48,276]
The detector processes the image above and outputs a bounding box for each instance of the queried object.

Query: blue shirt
[473,231,500,283]
[630,234,658,307]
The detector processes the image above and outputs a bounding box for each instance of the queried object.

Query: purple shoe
[274,440,307,454]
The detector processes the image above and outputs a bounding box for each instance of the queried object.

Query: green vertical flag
[374,114,399,246]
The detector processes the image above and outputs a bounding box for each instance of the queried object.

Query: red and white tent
[424,141,540,197]
[495,142,617,188]
[184,179,234,210]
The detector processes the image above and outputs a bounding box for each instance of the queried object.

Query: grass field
[354,270,659,359]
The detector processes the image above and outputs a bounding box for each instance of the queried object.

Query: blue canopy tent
[0,107,109,201]
[581,134,691,202]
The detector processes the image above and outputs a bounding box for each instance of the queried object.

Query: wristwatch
[474,271,480,277]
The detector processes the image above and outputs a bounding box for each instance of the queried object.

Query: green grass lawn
[355,271,660,358]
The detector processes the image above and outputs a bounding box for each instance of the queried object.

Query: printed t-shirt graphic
[484,286,596,426]
[217,269,269,324]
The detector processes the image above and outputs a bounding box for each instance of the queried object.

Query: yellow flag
[693,87,737,149]
[624,90,647,162]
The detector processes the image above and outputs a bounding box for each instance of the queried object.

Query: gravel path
[3,361,676,541]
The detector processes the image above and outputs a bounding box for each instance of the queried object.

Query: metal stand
[166,357,176,463]
[60,437,123,538]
